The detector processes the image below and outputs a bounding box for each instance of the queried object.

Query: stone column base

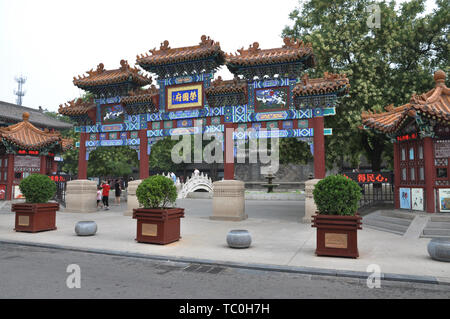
[210,180,247,221]
[301,178,321,223]
[125,179,142,216]
[64,179,98,213]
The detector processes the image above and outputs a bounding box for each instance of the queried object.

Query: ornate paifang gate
[59,36,350,180]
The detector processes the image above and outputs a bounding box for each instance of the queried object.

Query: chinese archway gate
[59,36,349,182]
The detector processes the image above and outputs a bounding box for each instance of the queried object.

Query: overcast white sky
[0,0,437,113]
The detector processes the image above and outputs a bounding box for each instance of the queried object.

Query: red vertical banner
[6,154,14,200]
[40,156,47,175]
[393,142,401,209]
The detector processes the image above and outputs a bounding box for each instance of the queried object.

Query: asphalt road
[0,243,449,299]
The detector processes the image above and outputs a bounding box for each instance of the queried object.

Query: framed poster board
[439,188,450,212]
[399,187,411,209]
[255,87,289,112]
[166,83,203,111]
[14,185,24,199]
[0,185,5,200]
[411,188,424,211]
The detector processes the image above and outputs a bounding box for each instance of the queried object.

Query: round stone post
[125,179,142,216]
[302,179,321,223]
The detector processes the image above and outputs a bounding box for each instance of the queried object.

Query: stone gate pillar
[64,179,98,213]
[302,179,321,223]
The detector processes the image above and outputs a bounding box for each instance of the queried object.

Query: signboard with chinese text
[342,172,392,184]
[166,83,203,111]
[435,140,450,158]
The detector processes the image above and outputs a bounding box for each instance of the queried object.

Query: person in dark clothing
[114,179,122,205]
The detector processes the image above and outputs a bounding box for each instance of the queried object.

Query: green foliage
[313,175,362,215]
[149,137,186,173]
[283,0,449,170]
[88,146,138,178]
[19,174,57,204]
[279,138,313,164]
[136,175,177,208]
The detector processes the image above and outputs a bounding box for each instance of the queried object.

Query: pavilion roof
[293,72,350,96]
[136,35,225,68]
[73,60,152,89]
[58,98,96,116]
[225,38,315,70]
[361,70,450,133]
[0,112,73,151]
[205,76,247,95]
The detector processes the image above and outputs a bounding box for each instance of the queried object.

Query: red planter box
[312,213,362,258]
[11,202,59,233]
[132,208,184,245]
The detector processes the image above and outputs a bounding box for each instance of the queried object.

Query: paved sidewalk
[0,199,449,285]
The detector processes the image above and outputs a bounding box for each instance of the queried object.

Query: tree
[87,146,138,178]
[283,0,449,171]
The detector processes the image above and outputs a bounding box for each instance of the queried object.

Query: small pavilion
[362,70,449,213]
[0,112,73,200]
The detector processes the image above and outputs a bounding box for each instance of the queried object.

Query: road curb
[0,239,447,286]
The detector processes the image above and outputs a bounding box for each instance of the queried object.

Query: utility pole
[14,76,26,106]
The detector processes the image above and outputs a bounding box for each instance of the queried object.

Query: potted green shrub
[132,175,184,244]
[11,174,59,233]
[312,175,362,258]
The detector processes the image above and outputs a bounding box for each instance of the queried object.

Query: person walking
[114,179,122,205]
[101,181,110,210]
[96,186,103,210]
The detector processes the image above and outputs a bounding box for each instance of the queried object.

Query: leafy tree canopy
[283,0,449,170]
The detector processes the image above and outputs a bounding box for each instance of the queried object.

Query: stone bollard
[427,238,450,262]
[301,179,322,223]
[125,180,142,216]
[227,230,252,248]
[64,179,98,213]
[75,221,97,236]
[211,180,246,221]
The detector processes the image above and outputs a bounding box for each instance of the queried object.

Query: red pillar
[138,129,149,179]
[6,154,14,200]
[393,142,401,209]
[423,137,435,213]
[78,132,88,179]
[40,155,47,175]
[224,123,235,180]
[313,116,325,179]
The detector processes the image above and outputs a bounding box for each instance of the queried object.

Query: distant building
[0,100,73,130]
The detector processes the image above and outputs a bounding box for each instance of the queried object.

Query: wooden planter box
[11,202,59,233]
[312,213,362,258]
[132,208,184,245]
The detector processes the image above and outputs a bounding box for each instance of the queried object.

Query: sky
[0,0,437,113]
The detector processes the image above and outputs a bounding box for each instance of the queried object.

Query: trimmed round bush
[313,175,362,216]
[136,175,177,209]
[19,174,57,204]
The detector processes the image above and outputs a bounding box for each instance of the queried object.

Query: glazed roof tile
[58,98,96,116]
[293,72,350,96]
[73,60,152,88]
[0,112,73,151]
[362,70,449,133]
[136,35,224,66]
[205,76,247,95]
[225,38,315,67]
[121,85,159,105]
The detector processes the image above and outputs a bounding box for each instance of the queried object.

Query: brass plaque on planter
[18,215,29,226]
[142,223,157,237]
[325,233,348,249]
